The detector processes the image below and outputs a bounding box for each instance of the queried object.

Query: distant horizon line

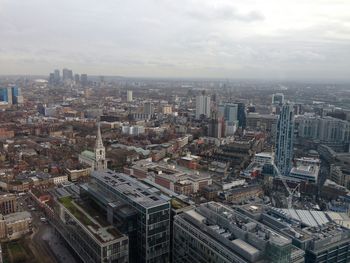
[0,73,350,84]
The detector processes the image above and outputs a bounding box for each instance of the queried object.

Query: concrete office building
[296,115,350,151]
[0,211,32,241]
[275,103,295,176]
[195,92,211,119]
[162,105,172,115]
[173,202,304,263]
[246,113,277,132]
[144,102,154,115]
[81,170,171,263]
[289,157,320,183]
[259,207,350,263]
[121,125,145,136]
[51,194,128,263]
[253,152,274,165]
[0,193,17,215]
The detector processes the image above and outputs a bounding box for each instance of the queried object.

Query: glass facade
[0,88,9,103]
[275,103,295,176]
[89,171,171,263]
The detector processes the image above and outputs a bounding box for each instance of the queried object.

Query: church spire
[96,120,104,149]
[95,118,107,171]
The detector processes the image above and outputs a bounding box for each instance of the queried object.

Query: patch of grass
[171,198,187,209]
[59,196,95,227]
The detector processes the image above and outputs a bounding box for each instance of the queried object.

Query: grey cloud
[0,0,349,80]
[187,5,264,22]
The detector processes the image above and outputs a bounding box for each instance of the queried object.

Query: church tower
[95,121,107,171]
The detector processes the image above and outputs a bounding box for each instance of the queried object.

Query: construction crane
[271,163,300,209]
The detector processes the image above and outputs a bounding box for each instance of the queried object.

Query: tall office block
[0,87,22,105]
[237,102,246,128]
[74,74,80,83]
[11,87,23,104]
[127,90,133,102]
[49,73,55,85]
[144,102,154,115]
[275,103,295,176]
[0,88,11,105]
[173,202,303,263]
[208,116,224,138]
[218,103,238,122]
[62,68,69,81]
[82,170,171,263]
[54,69,60,83]
[81,74,88,86]
[195,92,211,119]
[62,68,73,81]
[218,103,245,128]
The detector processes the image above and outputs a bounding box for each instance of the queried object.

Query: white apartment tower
[127,90,133,102]
[195,92,211,119]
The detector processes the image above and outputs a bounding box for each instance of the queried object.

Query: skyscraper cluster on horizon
[49,68,88,86]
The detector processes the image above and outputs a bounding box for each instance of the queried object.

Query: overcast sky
[1,0,350,80]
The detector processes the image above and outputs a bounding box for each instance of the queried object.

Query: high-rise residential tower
[195,92,211,119]
[127,90,133,102]
[143,102,154,115]
[275,103,295,176]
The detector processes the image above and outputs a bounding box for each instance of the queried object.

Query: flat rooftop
[270,208,330,227]
[59,196,124,244]
[255,152,273,158]
[92,170,169,209]
[3,211,31,223]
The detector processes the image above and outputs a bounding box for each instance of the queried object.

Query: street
[21,193,78,263]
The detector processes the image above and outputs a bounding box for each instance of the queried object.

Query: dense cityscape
[0,72,348,263]
[1,0,350,262]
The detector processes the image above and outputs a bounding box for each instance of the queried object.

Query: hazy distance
[1,0,350,81]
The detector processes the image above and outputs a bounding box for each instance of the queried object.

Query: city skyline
[0,1,350,262]
[1,0,350,81]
